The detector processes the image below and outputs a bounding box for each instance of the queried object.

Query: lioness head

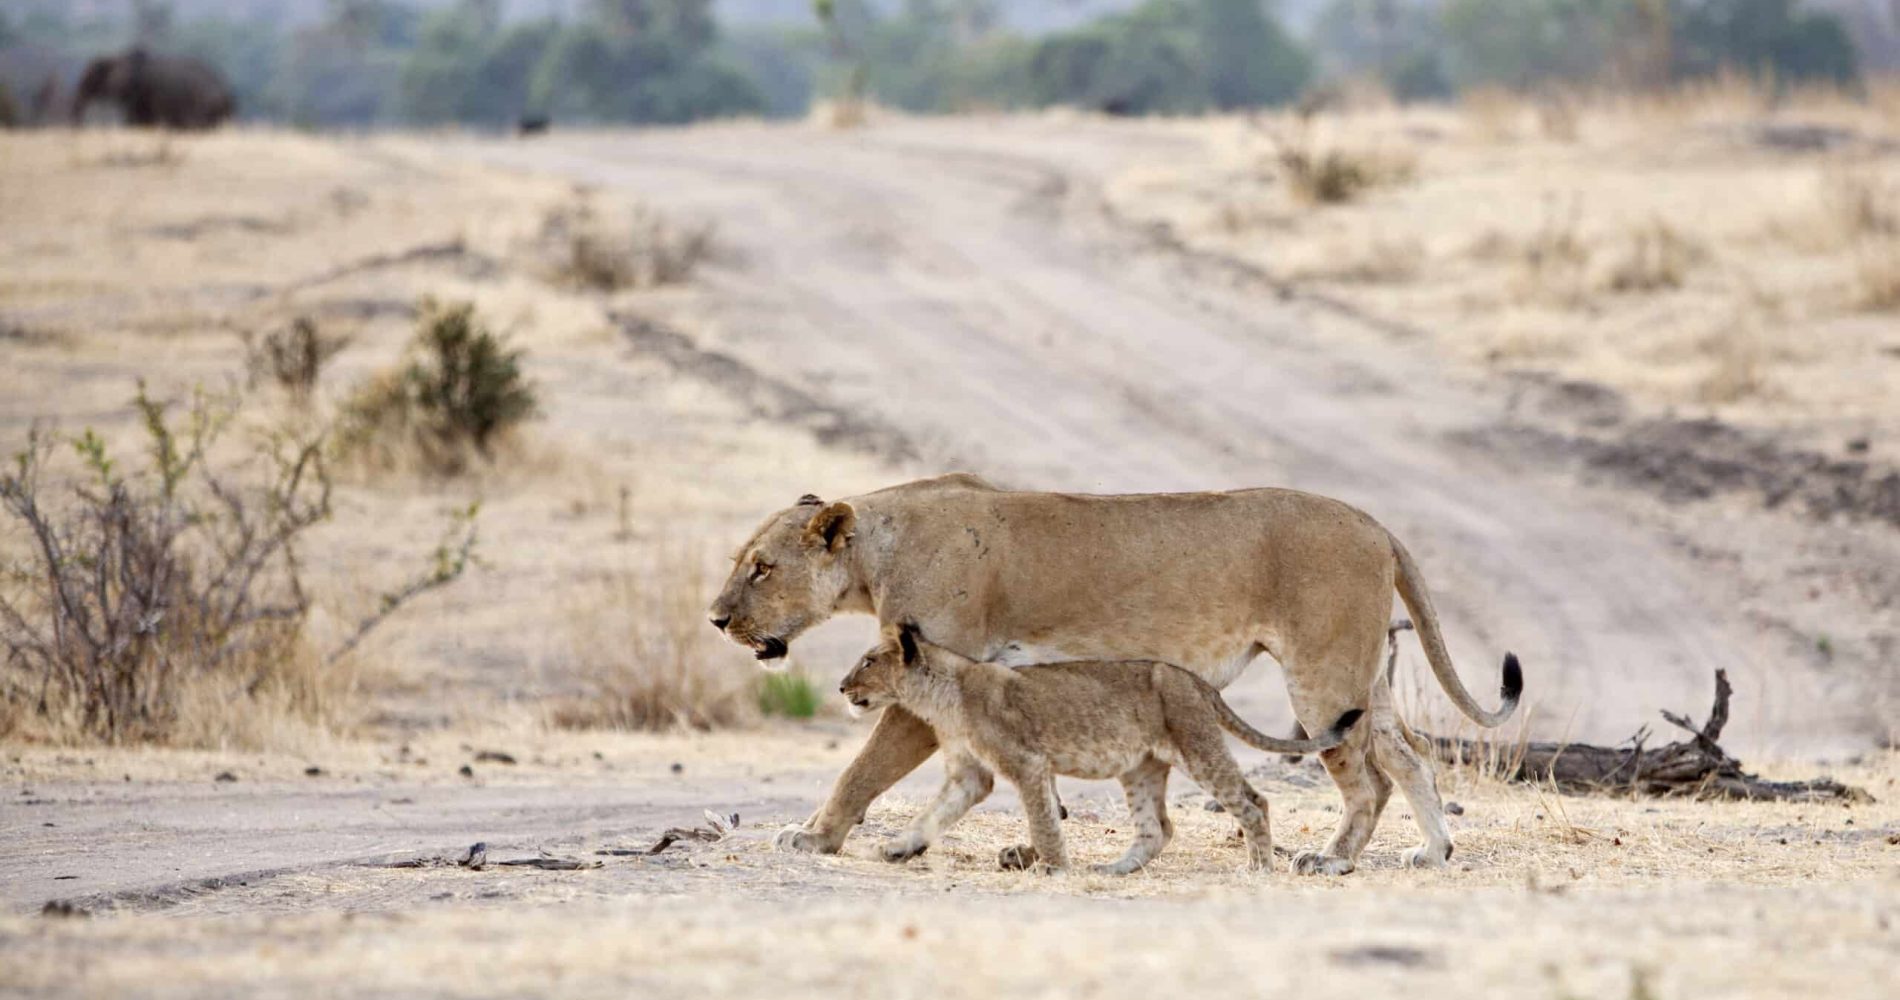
[838,622,925,714]
[707,494,857,661]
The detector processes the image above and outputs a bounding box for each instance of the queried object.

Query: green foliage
[1311,0,1452,99]
[339,301,538,474]
[758,669,822,719]
[1673,0,1857,85]
[1020,0,1309,114]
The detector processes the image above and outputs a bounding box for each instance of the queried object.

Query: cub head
[707,494,858,661]
[838,621,926,715]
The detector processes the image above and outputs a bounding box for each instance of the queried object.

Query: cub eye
[750,562,772,582]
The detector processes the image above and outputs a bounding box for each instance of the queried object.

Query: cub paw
[772,825,839,855]
[997,844,1040,871]
[1403,843,1452,869]
[880,832,929,863]
[1291,851,1355,877]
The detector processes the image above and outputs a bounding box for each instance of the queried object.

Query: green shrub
[339,300,537,475]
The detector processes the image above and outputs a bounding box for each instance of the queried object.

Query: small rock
[1846,437,1870,455]
[460,842,488,870]
[1445,801,1465,816]
[304,766,324,777]
[474,750,517,765]
[669,762,684,775]
[1204,800,1226,813]
[214,771,238,783]
[458,764,474,778]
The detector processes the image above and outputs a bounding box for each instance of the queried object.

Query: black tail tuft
[1331,708,1366,736]
[1500,653,1524,702]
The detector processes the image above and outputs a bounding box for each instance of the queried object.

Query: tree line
[0,0,1873,129]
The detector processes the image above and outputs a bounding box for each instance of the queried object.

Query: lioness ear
[796,494,822,506]
[803,501,856,552]
[897,621,921,666]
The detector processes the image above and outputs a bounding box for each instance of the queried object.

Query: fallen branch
[1425,669,1869,803]
[645,810,739,854]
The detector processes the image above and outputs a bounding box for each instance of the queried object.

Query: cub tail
[1190,671,1365,754]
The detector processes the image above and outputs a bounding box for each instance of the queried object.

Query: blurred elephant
[71,48,235,130]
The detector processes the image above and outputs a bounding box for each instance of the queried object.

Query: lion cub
[839,623,1363,874]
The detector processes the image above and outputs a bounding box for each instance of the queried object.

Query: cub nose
[709,615,731,632]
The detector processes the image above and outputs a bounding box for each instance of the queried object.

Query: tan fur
[839,626,1359,874]
[710,474,1522,874]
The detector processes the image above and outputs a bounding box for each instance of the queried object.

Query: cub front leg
[882,751,993,863]
[998,761,1069,873]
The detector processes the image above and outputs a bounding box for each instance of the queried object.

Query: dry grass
[1602,217,1704,293]
[1853,239,1900,311]
[550,559,762,733]
[0,127,895,736]
[243,316,351,402]
[1112,84,1900,448]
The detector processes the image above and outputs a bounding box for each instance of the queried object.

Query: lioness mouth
[849,697,871,709]
[754,636,788,661]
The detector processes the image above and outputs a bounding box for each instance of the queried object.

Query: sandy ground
[2,113,1898,997]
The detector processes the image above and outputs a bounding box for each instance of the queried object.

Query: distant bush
[338,301,538,475]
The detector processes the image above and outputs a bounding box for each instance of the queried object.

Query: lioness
[840,622,1365,874]
[710,474,1522,875]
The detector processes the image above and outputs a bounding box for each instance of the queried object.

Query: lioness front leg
[775,705,937,854]
[882,752,993,863]
[997,761,1069,873]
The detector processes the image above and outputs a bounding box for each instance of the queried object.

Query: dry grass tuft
[1819,166,1900,243]
[1507,196,1592,306]
[1602,217,1705,293]
[243,317,351,403]
[541,197,717,292]
[552,559,759,733]
[1852,239,1900,312]
[1266,125,1417,207]
[1696,328,1774,404]
[1294,236,1425,284]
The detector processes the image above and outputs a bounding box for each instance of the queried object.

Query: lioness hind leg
[1369,715,1454,868]
[777,705,937,854]
[1292,736,1377,877]
[881,752,993,863]
[1093,757,1172,875]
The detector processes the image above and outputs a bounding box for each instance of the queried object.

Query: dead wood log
[1421,669,1869,803]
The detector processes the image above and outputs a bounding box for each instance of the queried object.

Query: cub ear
[795,494,823,506]
[897,621,921,666]
[803,501,856,552]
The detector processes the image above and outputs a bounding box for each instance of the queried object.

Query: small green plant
[759,669,822,719]
[339,300,538,474]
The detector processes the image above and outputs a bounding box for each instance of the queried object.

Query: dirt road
[461,119,1884,751]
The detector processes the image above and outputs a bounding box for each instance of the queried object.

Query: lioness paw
[1291,851,1355,877]
[880,832,929,863]
[997,844,1039,871]
[1403,843,1452,869]
[772,825,839,854]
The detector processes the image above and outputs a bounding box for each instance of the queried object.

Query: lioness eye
[751,562,772,582]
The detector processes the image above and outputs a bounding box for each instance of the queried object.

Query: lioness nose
[709,615,730,632]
